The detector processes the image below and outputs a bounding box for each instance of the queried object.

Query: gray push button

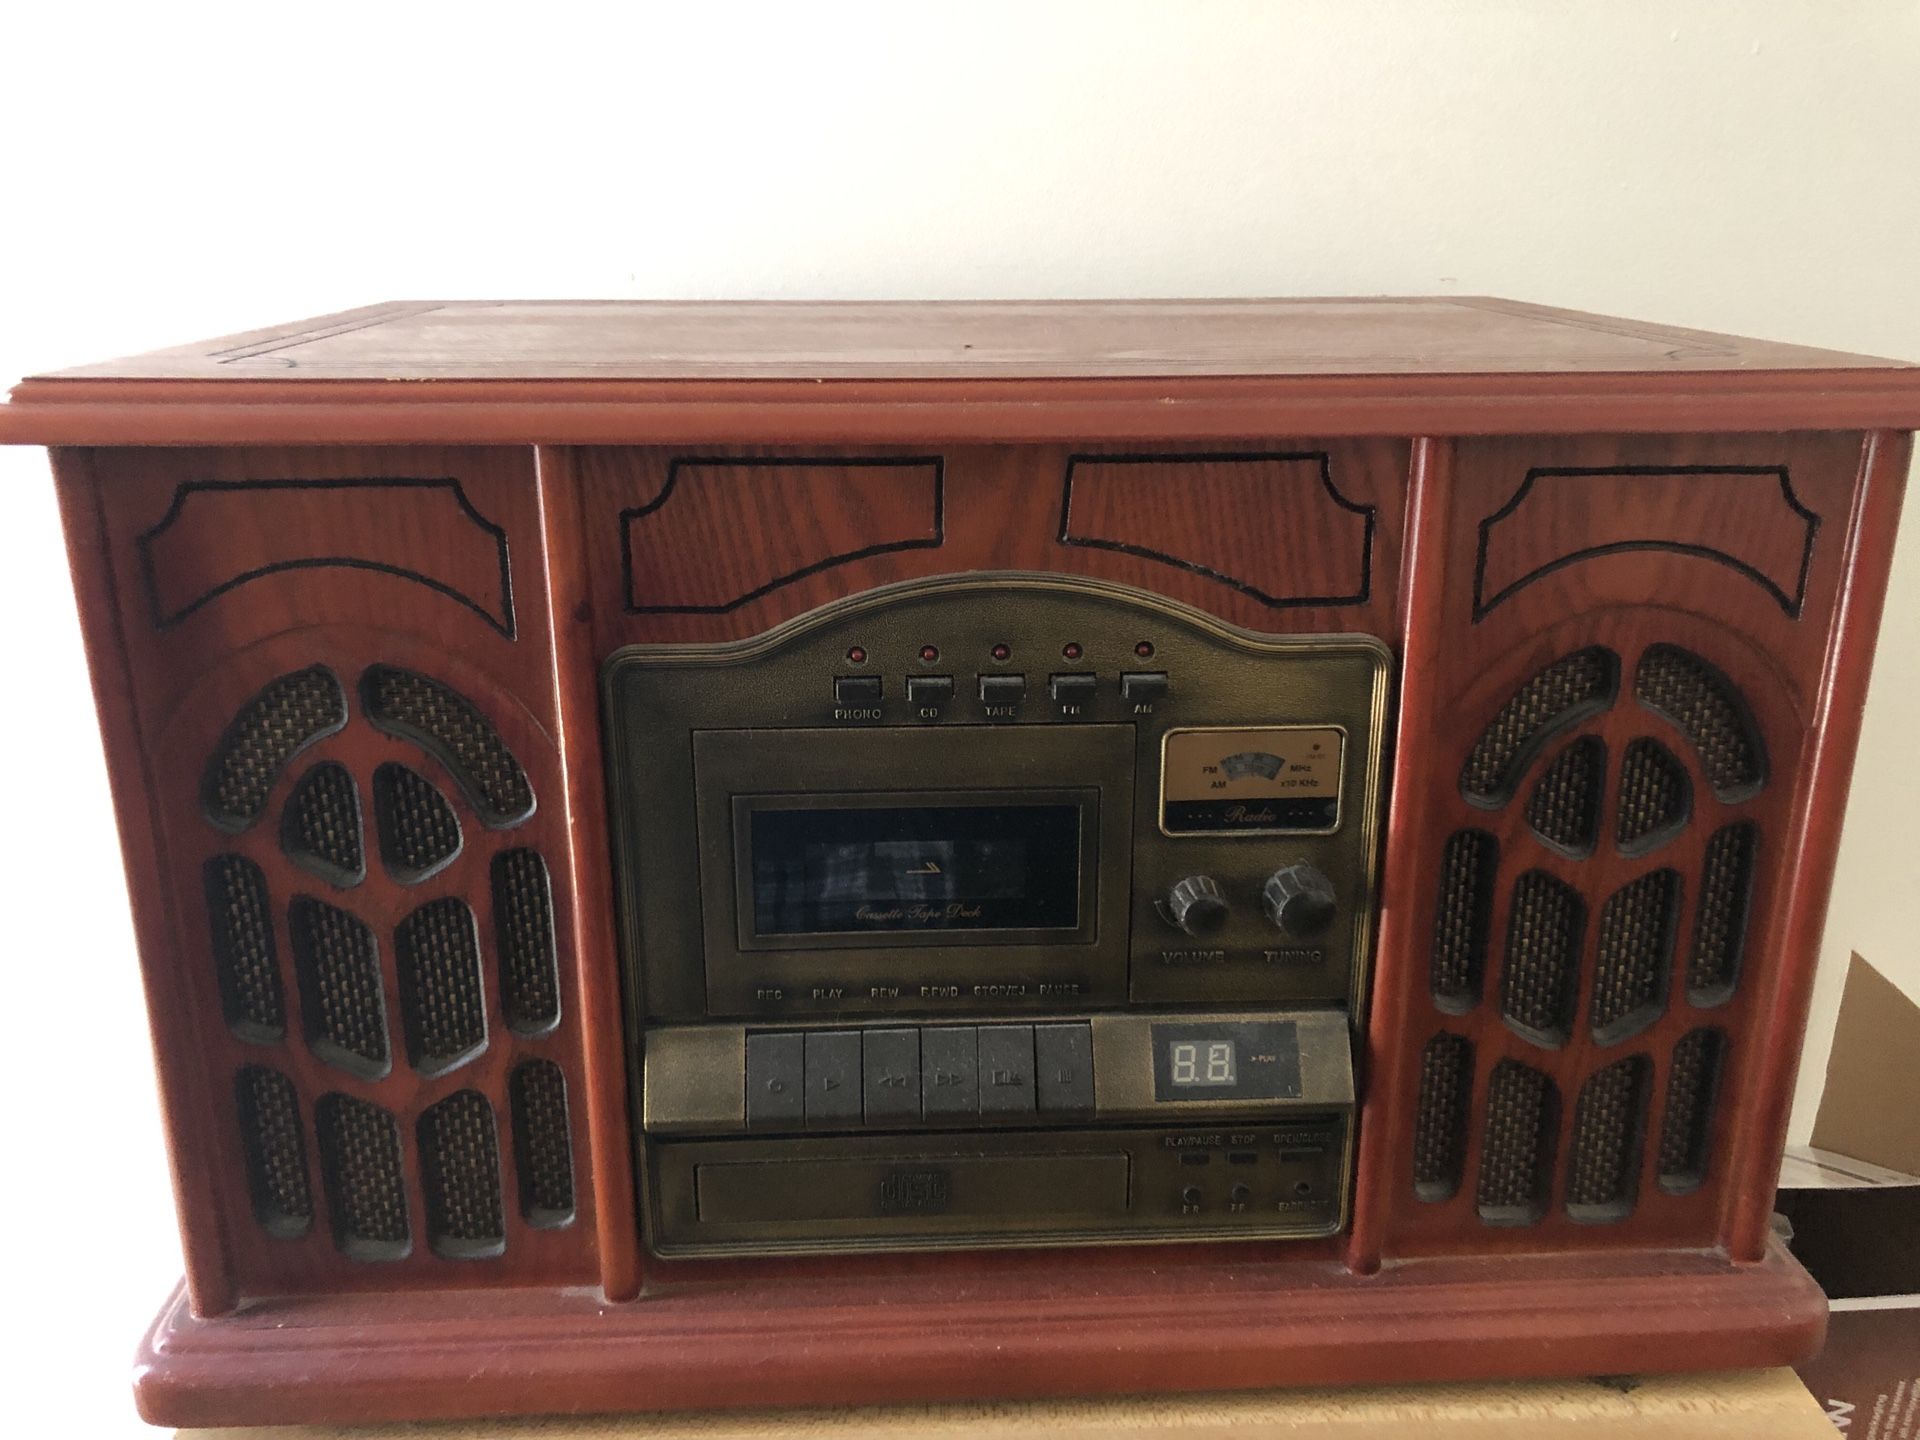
[745,1032,805,1131]
[1121,671,1169,705]
[978,674,1027,707]
[906,675,954,708]
[862,1028,922,1125]
[804,1030,862,1129]
[833,675,882,705]
[1048,672,1097,705]
[978,1025,1037,1115]
[1035,1022,1095,1117]
[921,1026,979,1117]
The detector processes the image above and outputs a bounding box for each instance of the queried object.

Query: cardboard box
[1783,955,1920,1436]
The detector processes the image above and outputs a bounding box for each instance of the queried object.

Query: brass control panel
[604,574,1388,1254]
[644,1011,1353,1255]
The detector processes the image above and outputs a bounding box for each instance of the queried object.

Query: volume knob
[1263,865,1337,938]
[1160,875,1230,937]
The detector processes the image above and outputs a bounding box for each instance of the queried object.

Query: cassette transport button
[921,1026,979,1117]
[978,1025,1037,1115]
[862,1028,922,1125]
[803,1030,862,1129]
[745,1032,805,1131]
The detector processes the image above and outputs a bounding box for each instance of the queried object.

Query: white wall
[1,4,1914,1431]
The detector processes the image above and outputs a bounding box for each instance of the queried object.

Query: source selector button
[978,1025,1037,1115]
[1035,1022,1095,1117]
[803,1030,863,1129]
[978,673,1028,710]
[1121,671,1169,706]
[744,1032,805,1132]
[832,675,883,706]
[861,1028,922,1125]
[905,675,955,713]
[921,1026,980,1117]
[1048,672,1097,707]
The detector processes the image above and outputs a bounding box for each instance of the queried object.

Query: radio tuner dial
[1262,864,1337,939]
[1160,875,1230,937]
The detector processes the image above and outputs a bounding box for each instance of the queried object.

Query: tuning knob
[1263,865,1337,938]
[1159,875,1230,937]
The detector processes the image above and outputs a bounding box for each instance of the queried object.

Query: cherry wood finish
[1362,431,1880,1259]
[61,446,611,1306]
[34,297,1914,380]
[571,440,1411,647]
[6,298,1920,445]
[1721,429,1912,1261]
[131,1240,1824,1428]
[9,299,1917,1425]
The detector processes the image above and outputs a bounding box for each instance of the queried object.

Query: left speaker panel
[54,447,605,1308]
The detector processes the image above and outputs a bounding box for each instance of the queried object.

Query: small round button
[1230,1183,1253,1206]
[1181,1185,1204,1207]
[1262,864,1337,938]
[1161,876,1229,937]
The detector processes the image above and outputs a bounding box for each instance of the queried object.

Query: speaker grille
[1500,871,1585,1046]
[1614,738,1691,855]
[289,896,390,1080]
[1476,1059,1556,1224]
[1432,831,1497,1011]
[190,653,577,1273]
[1658,1028,1726,1193]
[1424,636,1766,1242]
[235,1065,312,1238]
[1525,736,1605,856]
[1590,868,1679,1043]
[203,666,348,831]
[1566,1056,1649,1221]
[1690,823,1757,1004]
[204,853,283,1043]
[315,1092,410,1260]
[372,762,462,884]
[391,898,487,1075]
[510,1059,576,1228]
[1461,647,1617,803]
[419,1090,506,1259]
[280,761,365,887]
[1635,646,1765,800]
[395,897,488,1077]
[494,849,561,1034]
[1412,1033,1473,1201]
[362,665,534,827]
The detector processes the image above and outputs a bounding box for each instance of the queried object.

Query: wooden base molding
[135,1239,1824,1428]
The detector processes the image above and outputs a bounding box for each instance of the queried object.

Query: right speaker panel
[1379,431,1872,1256]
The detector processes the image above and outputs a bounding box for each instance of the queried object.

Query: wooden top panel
[6,298,1918,444]
[28,297,1915,381]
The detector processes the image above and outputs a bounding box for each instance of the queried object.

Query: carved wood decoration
[1474,465,1820,621]
[1058,452,1375,608]
[11,300,1918,1427]
[621,456,944,613]
[572,441,1408,646]
[138,477,516,636]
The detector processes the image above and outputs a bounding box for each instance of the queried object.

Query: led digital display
[1150,1021,1303,1102]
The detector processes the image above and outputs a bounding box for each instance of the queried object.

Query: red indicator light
[919,645,939,663]
[1135,641,1155,658]
[991,643,1011,661]
[1062,642,1083,660]
[847,646,868,664]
